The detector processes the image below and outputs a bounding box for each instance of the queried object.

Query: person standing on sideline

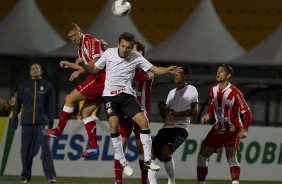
[78,32,176,177]
[43,23,105,158]
[197,64,252,184]
[12,63,56,183]
[114,40,153,184]
[148,65,199,184]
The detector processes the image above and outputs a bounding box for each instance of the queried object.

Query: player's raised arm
[77,58,100,75]
[149,65,177,75]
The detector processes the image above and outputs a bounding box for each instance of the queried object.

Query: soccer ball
[112,0,131,16]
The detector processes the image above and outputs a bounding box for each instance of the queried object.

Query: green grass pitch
[0,176,281,184]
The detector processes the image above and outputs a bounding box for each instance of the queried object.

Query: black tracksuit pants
[21,124,56,180]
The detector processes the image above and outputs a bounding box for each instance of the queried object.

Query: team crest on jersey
[225,99,231,106]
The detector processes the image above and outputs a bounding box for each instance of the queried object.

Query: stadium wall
[0,118,281,181]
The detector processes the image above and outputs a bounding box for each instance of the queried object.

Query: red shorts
[119,116,140,139]
[76,71,105,104]
[202,123,241,153]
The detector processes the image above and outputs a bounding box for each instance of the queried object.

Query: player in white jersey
[114,41,153,184]
[148,65,199,184]
[78,32,176,177]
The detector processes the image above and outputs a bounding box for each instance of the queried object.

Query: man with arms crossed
[197,64,252,184]
[79,32,176,176]
[44,23,105,158]
[148,65,198,184]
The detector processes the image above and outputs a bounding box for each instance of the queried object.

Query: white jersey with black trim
[95,48,153,97]
[164,85,198,131]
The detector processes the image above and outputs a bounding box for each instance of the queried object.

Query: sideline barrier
[0,119,282,181]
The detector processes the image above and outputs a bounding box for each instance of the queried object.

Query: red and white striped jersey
[132,68,153,120]
[77,34,102,81]
[78,34,101,62]
[207,83,250,131]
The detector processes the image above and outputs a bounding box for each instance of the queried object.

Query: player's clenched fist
[60,60,71,68]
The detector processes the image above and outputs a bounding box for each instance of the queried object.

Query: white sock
[140,132,152,162]
[62,105,74,113]
[148,169,157,184]
[232,180,239,184]
[111,136,126,165]
[164,158,175,184]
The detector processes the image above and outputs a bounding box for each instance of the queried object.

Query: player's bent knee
[81,110,93,118]
[160,146,171,160]
[197,154,208,167]
[199,145,214,157]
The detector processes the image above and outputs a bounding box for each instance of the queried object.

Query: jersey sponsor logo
[110,87,127,95]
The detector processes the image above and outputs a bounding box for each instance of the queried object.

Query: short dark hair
[217,64,233,77]
[133,40,145,56]
[180,64,191,75]
[179,64,191,81]
[118,32,136,44]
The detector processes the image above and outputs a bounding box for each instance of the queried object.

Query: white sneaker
[232,181,239,184]
[198,182,206,184]
[144,159,160,171]
[122,162,134,177]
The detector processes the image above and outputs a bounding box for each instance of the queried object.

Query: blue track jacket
[12,79,55,128]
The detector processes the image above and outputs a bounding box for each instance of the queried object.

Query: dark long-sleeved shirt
[12,79,55,128]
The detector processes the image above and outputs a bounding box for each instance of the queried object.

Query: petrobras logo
[181,138,282,165]
[29,130,282,165]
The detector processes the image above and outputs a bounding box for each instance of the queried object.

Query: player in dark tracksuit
[12,63,56,183]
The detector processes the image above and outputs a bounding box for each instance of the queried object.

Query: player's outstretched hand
[60,60,71,68]
[238,129,248,139]
[168,66,177,74]
[201,114,209,124]
[176,66,184,73]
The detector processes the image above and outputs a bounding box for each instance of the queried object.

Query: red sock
[56,110,73,135]
[139,159,148,184]
[197,166,208,182]
[114,159,123,184]
[230,166,240,181]
[84,120,98,148]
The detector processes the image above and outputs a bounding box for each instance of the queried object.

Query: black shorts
[152,128,188,161]
[103,93,144,119]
